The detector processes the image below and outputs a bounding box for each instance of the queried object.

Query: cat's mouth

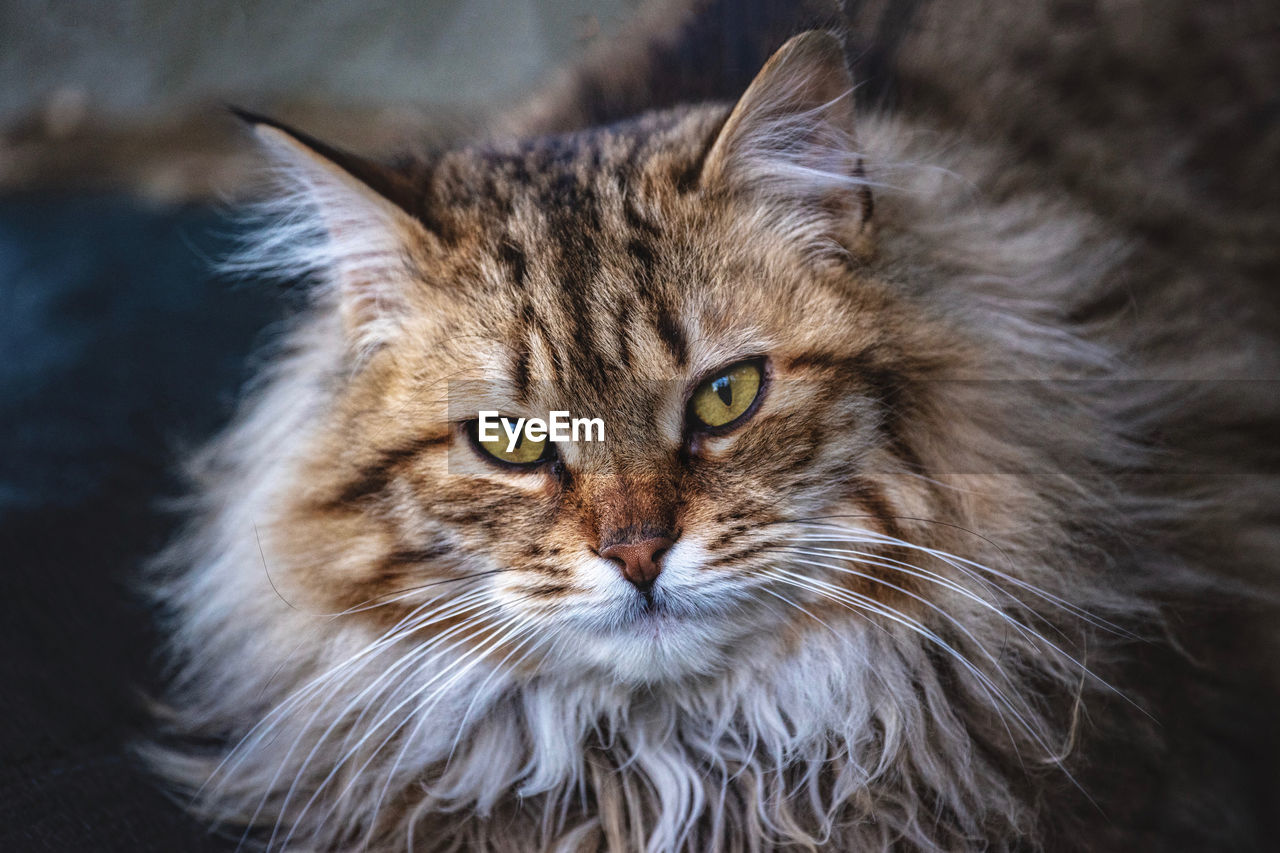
[625,589,664,622]
[612,588,686,637]
[614,587,720,636]
[558,584,755,682]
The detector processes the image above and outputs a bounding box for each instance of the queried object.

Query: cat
[144,2,1280,851]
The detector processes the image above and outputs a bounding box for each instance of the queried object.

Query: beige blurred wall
[0,0,640,199]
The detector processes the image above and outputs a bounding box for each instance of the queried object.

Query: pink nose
[600,537,674,590]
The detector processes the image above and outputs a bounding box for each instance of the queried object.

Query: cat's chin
[548,603,761,685]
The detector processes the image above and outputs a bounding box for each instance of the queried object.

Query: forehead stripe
[653,310,690,367]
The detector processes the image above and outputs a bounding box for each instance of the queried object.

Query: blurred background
[0,0,636,200]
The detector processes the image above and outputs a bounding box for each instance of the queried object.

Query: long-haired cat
[145,3,1280,850]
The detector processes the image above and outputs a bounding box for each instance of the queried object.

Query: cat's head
[243,33,1029,685]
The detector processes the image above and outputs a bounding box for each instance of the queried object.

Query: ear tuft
[229,112,433,356]
[701,31,872,257]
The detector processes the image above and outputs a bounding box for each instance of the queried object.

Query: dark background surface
[0,196,278,851]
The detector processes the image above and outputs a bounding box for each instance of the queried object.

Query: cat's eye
[687,359,765,432]
[469,418,554,467]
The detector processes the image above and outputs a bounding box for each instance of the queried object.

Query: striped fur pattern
[145,25,1278,853]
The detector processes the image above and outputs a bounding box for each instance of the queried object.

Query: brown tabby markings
[264,91,935,644]
[147,15,1280,849]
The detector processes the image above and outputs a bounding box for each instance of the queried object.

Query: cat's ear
[700,31,872,256]
[234,110,434,353]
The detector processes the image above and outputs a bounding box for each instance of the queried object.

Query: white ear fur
[244,123,433,354]
[702,31,872,256]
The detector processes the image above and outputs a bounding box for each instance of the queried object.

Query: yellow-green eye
[688,360,764,430]
[471,417,552,467]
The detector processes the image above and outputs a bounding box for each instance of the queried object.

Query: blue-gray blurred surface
[0,197,276,851]
[1,0,633,122]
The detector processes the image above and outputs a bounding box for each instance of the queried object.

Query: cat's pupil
[713,376,733,406]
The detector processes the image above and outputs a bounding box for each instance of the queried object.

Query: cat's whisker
[783,520,1134,637]
[750,576,905,704]
[255,578,503,711]
[208,587,493,800]
[290,611,538,851]
[361,617,545,850]
[262,601,517,850]
[766,564,1100,801]
[285,602,502,791]
[776,553,1128,764]
[756,513,1068,627]
[335,569,510,617]
[206,591,491,826]
[444,621,545,763]
[759,568,1042,759]
[762,560,1034,722]
[781,527,1154,717]
[258,625,488,850]
[779,543,1138,708]
[784,532,1082,650]
[782,543,1061,652]
[322,600,528,768]
[786,522,1035,601]
[784,541,1008,611]
[251,583,445,704]
[779,554,1017,677]
[233,595,503,844]
[768,565,1016,696]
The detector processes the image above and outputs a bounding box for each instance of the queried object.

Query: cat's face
[262,34,946,683]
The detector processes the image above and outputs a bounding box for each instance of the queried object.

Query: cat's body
[146,2,1280,850]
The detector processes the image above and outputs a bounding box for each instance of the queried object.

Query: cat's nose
[600,536,674,591]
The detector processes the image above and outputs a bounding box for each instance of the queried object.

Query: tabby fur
[145,3,1280,851]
